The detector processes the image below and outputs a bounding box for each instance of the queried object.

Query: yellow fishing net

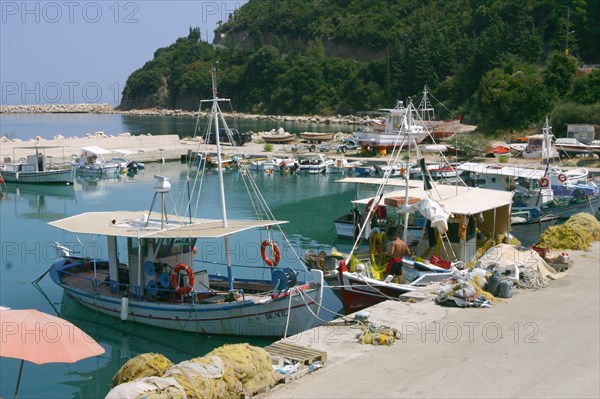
[538,212,600,250]
[111,344,278,399]
[207,343,278,396]
[112,353,174,387]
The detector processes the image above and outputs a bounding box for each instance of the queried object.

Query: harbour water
[0,114,361,398]
[0,113,355,141]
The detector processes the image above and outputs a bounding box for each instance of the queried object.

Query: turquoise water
[0,158,368,398]
[0,113,354,141]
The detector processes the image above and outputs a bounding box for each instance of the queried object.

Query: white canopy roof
[351,182,513,215]
[337,177,424,188]
[458,162,545,180]
[81,146,112,155]
[48,211,287,238]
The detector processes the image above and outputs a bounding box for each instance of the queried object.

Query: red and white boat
[554,138,593,156]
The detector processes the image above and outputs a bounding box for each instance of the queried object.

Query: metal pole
[14,359,24,399]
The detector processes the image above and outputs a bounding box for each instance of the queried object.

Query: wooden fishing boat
[298,132,334,142]
[262,134,296,143]
[46,66,324,338]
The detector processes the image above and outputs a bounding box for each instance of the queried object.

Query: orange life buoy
[539,177,550,188]
[261,240,280,267]
[558,173,567,183]
[170,263,195,295]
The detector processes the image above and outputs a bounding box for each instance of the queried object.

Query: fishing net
[538,212,600,250]
[516,267,549,290]
[163,356,232,399]
[112,353,173,387]
[106,376,186,399]
[206,343,278,396]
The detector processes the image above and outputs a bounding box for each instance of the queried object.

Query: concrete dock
[263,242,600,398]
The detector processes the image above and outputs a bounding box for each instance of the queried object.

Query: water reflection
[0,183,76,220]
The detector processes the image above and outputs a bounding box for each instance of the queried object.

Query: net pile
[112,353,174,387]
[107,344,278,399]
[538,212,600,250]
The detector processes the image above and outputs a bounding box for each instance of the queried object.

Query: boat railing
[193,259,310,281]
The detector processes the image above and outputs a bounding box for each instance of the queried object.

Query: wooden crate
[264,342,327,365]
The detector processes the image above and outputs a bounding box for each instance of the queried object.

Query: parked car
[319,137,360,153]
[336,138,359,153]
[207,128,252,146]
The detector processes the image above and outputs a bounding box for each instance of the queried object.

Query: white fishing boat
[297,153,335,174]
[328,157,364,174]
[355,99,430,152]
[554,138,593,157]
[46,66,324,338]
[249,157,296,172]
[0,145,75,185]
[459,161,600,219]
[72,146,120,177]
[521,117,560,159]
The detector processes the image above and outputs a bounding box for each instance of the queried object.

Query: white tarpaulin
[399,198,450,233]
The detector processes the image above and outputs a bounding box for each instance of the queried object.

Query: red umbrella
[0,307,105,398]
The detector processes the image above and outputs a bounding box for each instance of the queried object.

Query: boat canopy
[81,146,113,155]
[337,177,424,188]
[351,184,512,215]
[350,182,513,235]
[458,162,546,180]
[48,211,287,238]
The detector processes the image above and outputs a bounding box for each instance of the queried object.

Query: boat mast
[211,64,228,227]
[210,63,234,290]
[402,99,413,243]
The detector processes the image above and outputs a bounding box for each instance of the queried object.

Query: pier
[263,241,600,398]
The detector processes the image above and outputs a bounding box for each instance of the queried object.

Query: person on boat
[386,234,411,283]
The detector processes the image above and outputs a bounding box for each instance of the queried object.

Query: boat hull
[510,215,560,247]
[51,261,324,338]
[337,260,451,314]
[0,167,75,184]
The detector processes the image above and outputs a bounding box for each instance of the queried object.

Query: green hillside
[120,0,600,134]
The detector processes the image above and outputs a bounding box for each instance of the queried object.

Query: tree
[543,52,579,98]
[478,61,553,132]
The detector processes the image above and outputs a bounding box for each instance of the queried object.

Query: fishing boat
[249,157,296,172]
[416,85,461,141]
[298,132,334,142]
[554,138,593,157]
[510,211,560,246]
[297,153,335,174]
[328,157,364,174]
[0,145,75,185]
[46,66,324,338]
[355,98,430,153]
[459,161,600,219]
[521,118,560,160]
[72,146,121,177]
[336,179,513,313]
[261,133,296,143]
[335,100,513,313]
[589,140,600,156]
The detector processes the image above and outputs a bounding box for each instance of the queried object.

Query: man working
[385,234,411,282]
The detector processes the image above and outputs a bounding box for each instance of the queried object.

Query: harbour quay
[262,241,599,399]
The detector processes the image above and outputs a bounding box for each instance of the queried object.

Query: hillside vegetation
[120,0,600,135]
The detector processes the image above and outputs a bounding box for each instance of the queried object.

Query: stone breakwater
[0,104,365,125]
[0,103,114,114]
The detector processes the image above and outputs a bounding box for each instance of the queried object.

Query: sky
[0,0,247,105]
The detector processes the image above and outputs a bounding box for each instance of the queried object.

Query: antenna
[145,175,172,228]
